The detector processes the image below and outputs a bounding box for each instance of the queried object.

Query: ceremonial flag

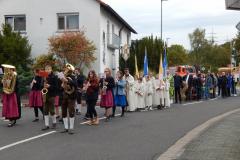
[143,47,148,76]
[159,53,163,80]
[135,54,139,78]
[163,45,168,78]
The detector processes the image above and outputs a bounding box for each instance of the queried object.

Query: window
[127,34,130,45]
[107,21,110,43]
[112,24,115,34]
[5,15,26,31]
[57,13,79,31]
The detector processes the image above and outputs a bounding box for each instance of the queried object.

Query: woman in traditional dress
[100,68,115,121]
[29,69,44,122]
[1,64,21,127]
[114,71,127,117]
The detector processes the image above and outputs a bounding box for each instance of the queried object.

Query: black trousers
[221,86,227,98]
[174,87,181,103]
[87,100,97,119]
[34,107,43,118]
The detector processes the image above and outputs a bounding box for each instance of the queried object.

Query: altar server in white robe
[135,77,145,110]
[132,76,139,111]
[123,68,135,112]
[164,78,171,108]
[145,76,153,110]
[154,77,160,107]
[159,79,165,109]
[149,73,156,107]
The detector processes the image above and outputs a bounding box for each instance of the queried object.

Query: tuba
[1,64,17,94]
[61,63,75,95]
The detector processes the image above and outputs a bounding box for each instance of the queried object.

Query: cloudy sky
[102,0,240,49]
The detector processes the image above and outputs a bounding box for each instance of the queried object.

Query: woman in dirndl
[114,71,127,117]
[100,68,115,121]
[29,69,44,122]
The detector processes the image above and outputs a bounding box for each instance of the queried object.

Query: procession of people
[0,63,238,134]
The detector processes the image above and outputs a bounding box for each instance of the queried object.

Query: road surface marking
[80,114,121,125]
[0,131,56,152]
[157,107,240,160]
[182,101,203,106]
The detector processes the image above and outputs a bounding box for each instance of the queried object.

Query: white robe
[123,75,135,111]
[159,80,165,106]
[136,82,145,109]
[153,79,160,106]
[132,80,139,111]
[164,79,171,107]
[145,80,153,107]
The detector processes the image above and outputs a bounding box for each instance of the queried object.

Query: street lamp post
[161,0,168,41]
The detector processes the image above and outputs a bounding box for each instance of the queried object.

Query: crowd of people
[1,63,238,135]
[174,71,238,103]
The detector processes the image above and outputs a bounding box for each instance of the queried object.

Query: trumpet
[41,88,48,95]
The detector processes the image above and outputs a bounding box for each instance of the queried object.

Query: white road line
[157,108,240,160]
[182,101,203,106]
[0,131,56,152]
[80,114,122,125]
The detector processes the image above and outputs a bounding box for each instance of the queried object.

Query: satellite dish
[236,22,240,31]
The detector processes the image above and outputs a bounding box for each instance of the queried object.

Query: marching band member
[145,75,153,110]
[59,64,77,134]
[29,69,44,122]
[114,71,127,117]
[1,64,21,127]
[42,65,58,131]
[75,69,86,115]
[135,77,145,111]
[123,68,135,112]
[85,70,99,125]
[100,68,115,121]
[164,78,171,108]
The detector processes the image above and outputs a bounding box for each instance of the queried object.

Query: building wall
[0,0,101,72]
[100,8,131,75]
[0,0,132,74]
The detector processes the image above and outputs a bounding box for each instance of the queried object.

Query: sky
[102,0,240,50]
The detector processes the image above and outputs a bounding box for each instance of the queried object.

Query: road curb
[157,107,240,160]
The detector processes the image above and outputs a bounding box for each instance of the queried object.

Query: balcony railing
[107,33,120,49]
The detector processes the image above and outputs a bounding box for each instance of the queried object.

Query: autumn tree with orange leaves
[49,31,96,70]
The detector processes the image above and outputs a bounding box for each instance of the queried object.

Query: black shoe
[68,129,74,135]
[60,129,68,133]
[111,114,115,118]
[42,126,50,131]
[7,120,16,127]
[32,119,39,122]
[51,123,57,129]
[120,114,124,117]
[59,118,63,123]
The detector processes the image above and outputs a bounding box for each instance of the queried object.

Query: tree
[0,24,33,95]
[32,54,59,71]
[0,24,32,69]
[167,44,188,66]
[188,28,208,65]
[48,31,96,71]
[120,36,164,75]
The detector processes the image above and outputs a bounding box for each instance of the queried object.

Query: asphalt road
[0,97,240,160]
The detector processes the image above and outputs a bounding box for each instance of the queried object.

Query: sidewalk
[176,111,240,160]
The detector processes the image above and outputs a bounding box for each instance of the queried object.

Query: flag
[135,54,139,78]
[143,47,148,76]
[163,45,168,78]
[159,53,163,80]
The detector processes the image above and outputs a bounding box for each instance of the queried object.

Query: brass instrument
[61,63,75,95]
[38,70,49,103]
[1,64,17,94]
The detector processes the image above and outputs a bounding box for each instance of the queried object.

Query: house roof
[97,0,137,34]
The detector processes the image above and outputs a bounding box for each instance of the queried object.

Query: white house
[0,0,137,74]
